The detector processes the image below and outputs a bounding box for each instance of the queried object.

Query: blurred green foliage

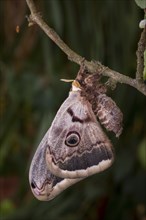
[0,0,146,220]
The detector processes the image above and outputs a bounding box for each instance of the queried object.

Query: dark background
[0,0,146,220]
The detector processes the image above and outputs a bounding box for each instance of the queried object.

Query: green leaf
[135,0,146,9]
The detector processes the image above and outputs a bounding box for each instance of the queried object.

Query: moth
[29,69,123,201]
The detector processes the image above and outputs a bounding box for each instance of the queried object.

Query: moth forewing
[29,129,83,201]
[29,78,116,201]
[45,88,114,179]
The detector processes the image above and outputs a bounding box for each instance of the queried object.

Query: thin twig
[26,0,146,96]
[136,27,146,80]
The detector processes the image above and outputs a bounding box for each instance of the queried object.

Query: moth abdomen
[96,94,123,137]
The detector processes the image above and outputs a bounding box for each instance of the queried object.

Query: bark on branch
[26,0,146,96]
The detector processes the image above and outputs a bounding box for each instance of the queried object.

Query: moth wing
[46,91,114,179]
[29,129,82,201]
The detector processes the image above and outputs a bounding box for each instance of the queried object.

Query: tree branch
[26,0,146,96]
